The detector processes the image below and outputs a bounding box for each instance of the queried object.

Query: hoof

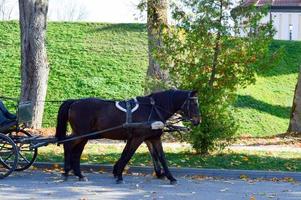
[156,173,166,179]
[79,176,88,182]
[170,180,177,185]
[62,173,68,181]
[116,179,124,184]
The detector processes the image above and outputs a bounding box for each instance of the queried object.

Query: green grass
[0,21,301,136]
[36,143,301,172]
[0,22,148,126]
[235,41,301,136]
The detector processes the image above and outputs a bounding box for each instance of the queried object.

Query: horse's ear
[191,90,198,96]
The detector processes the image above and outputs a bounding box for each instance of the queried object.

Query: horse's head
[178,90,201,126]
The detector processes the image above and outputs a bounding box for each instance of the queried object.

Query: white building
[242,0,301,41]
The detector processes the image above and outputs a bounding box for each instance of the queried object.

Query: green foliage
[190,89,237,154]
[0,21,298,138]
[156,0,277,153]
[236,40,301,136]
[0,21,148,126]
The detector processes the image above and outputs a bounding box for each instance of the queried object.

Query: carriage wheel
[8,129,38,171]
[0,133,18,179]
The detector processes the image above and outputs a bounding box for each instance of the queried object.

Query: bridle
[180,93,199,122]
[147,91,199,126]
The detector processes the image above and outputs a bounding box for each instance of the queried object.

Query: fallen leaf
[250,195,256,200]
[242,156,249,161]
[220,188,229,192]
[240,174,249,180]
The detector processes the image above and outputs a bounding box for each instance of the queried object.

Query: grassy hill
[0,21,300,136]
[235,41,301,136]
[0,22,148,126]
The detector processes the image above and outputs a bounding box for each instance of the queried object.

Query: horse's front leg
[113,137,144,184]
[152,137,177,184]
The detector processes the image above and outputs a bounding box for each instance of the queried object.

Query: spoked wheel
[8,129,38,171]
[0,133,18,179]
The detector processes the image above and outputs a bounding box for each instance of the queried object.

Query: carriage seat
[0,120,17,133]
[0,100,17,132]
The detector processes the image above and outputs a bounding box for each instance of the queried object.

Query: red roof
[242,0,301,6]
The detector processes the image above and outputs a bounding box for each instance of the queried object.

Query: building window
[289,24,293,40]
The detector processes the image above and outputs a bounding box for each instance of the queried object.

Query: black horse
[55,89,201,184]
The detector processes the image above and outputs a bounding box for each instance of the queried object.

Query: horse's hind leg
[145,140,164,179]
[113,137,144,184]
[71,139,88,181]
[63,142,72,180]
[152,138,177,184]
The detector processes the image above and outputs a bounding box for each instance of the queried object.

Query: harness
[115,98,139,124]
[147,91,199,139]
[114,91,198,136]
[115,97,165,131]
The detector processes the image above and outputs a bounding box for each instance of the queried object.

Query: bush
[156,0,279,154]
[187,86,237,154]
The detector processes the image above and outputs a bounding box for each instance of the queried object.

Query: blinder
[180,93,199,122]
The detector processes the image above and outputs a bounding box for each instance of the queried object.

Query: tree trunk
[209,0,223,87]
[288,67,301,133]
[19,0,49,128]
[146,0,168,92]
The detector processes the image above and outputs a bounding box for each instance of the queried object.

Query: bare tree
[19,0,49,128]
[146,0,169,92]
[50,0,87,21]
[288,67,301,133]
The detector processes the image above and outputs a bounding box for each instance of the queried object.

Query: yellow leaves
[177,28,187,42]
[269,177,296,183]
[30,166,38,170]
[98,167,105,174]
[250,195,256,200]
[240,174,249,180]
[282,177,296,183]
[284,162,297,171]
[190,175,208,180]
[242,156,249,161]
[52,164,60,169]
[81,155,88,161]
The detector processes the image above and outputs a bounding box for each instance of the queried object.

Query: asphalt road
[0,170,301,200]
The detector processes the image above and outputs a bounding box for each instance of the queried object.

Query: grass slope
[0,21,300,136]
[235,41,301,136]
[0,22,148,126]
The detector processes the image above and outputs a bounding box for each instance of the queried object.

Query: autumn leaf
[242,156,249,161]
[52,164,60,169]
[240,174,249,180]
[250,195,256,200]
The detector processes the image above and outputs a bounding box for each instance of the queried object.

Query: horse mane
[146,89,175,98]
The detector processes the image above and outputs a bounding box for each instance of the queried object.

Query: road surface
[0,170,301,200]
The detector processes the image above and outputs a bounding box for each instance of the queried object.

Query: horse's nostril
[192,118,200,126]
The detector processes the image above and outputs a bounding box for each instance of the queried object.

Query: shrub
[156,0,280,154]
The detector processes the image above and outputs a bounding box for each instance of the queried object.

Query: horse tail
[55,99,76,141]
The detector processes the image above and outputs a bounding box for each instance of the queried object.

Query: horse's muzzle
[192,117,201,126]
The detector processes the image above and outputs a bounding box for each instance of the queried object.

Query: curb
[33,162,301,181]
